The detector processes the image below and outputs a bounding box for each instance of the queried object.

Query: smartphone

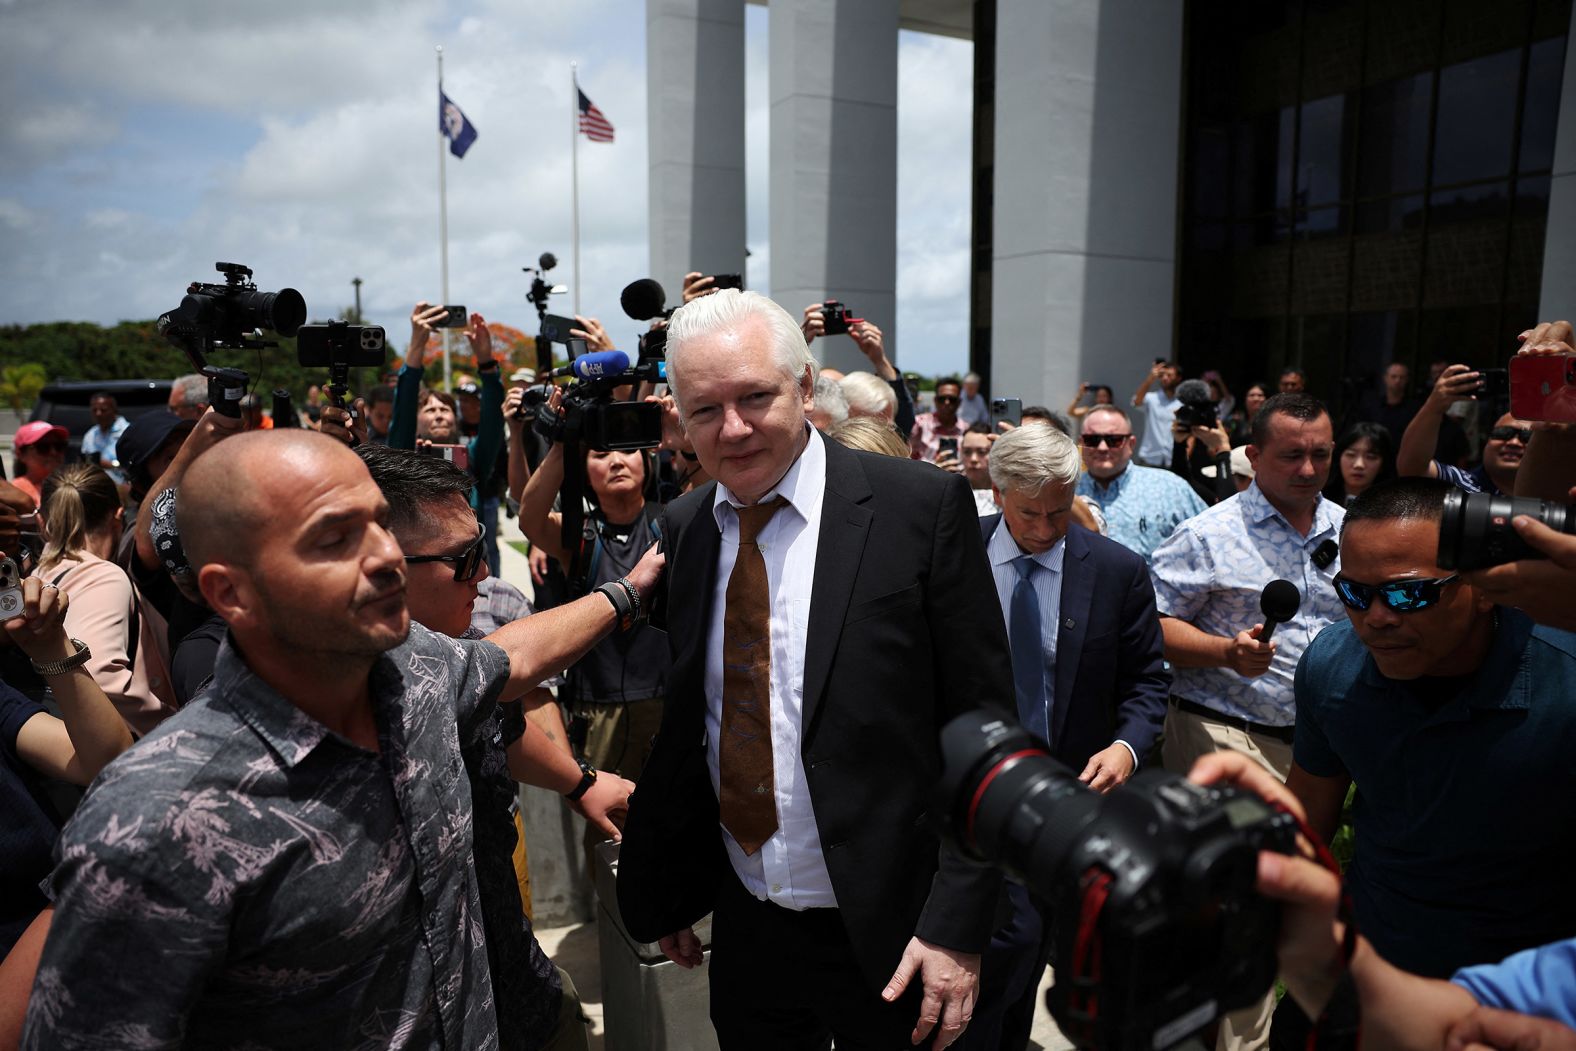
[711,273,743,291]
[0,556,22,620]
[296,323,387,368]
[542,313,579,344]
[937,436,960,460]
[422,444,470,471]
[1474,367,1510,402]
[435,305,469,329]
[1510,354,1576,423]
[991,397,1023,429]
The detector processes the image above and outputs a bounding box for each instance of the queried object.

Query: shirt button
[771,883,782,894]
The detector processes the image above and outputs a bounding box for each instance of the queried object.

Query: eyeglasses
[935,394,960,404]
[1081,433,1131,449]
[405,527,487,582]
[1333,573,1459,614]
[1487,426,1532,444]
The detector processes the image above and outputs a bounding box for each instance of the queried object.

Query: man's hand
[659,927,705,968]
[1446,1007,1576,1051]
[1194,422,1232,457]
[3,577,74,665]
[1462,486,1576,632]
[681,272,715,304]
[1429,364,1482,410]
[570,315,614,352]
[800,302,825,346]
[1224,624,1276,677]
[626,543,667,607]
[528,545,550,586]
[408,301,448,368]
[934,449,964,475]
[1078,743,1135,792]
[567,769,634,840]
[644,392,686,452]
[1516,320,1574,355]
[318,398,368,449]
[883,938,980,1049]
[465,312,495,364]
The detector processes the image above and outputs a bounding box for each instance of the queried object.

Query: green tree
[0,362,47,414]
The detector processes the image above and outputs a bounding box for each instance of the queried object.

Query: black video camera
[1437,490,1573,571]
[821,299,863,337]
[937,712,1296,1051]
[157,262,306,371]
[1173,379,1219,429]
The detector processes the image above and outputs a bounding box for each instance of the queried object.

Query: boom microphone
[621,279,668,321]
[553,350,630,380]
[1258,579,1301,643]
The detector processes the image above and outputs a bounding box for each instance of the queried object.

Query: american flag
[578,89,615,143]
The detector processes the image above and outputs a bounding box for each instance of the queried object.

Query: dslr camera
[1437,491,1573,571]
[157,262,306,371]
[938,712,1296,1051]
[821,299,863,337]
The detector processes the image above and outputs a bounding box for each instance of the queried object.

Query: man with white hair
[959,423,1169,1050]
[810,374,850,431]
[958,372,989,427]
[618,289,1013,1050]
[839,370,899,423]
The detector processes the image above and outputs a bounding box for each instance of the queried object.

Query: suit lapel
[1053,526,1094,747]
[670,485,721,738]
[801,441,874,736]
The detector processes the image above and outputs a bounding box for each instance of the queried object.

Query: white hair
[839,371,897,420]
[171,373,208,408]
[663,289,817,411]
[812,375,849,425]
[988,423,1081,496]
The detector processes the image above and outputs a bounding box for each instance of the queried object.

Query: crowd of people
[0,278,1572,1051]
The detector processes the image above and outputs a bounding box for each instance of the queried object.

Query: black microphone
[621,279,668,321]
[1259,579,1301,643]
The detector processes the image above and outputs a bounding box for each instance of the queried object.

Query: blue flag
[439,90,478,158]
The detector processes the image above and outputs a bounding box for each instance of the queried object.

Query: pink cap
[14,421,68,449]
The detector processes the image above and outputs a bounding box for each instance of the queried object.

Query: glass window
[1358,73,1433,197]
[1190,125,1232,219]
[1355,193,1426,234]
[1297,94,1353,207]
[1234,107,1296,216]
[1432,49,1522,186]
[1519,36,1567,172]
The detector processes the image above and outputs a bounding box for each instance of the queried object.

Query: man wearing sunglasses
[1276,476,1576,1038]
[1397,362,1531,496]
[909,376,971,463]
[1074,405,1207,564]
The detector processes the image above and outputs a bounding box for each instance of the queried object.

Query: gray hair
[171,373,208,408]
[964,372,981,385]
[664,289,817,413]
[1083,404,1131,428]
[812,375,849,425]
[840,371,897,420]
[988,423,1081,496]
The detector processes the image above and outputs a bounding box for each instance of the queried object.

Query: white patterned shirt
[1148,482,1345,726]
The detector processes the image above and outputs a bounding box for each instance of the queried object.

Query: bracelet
[616,577,644,625]
[31,638,92,677]
[595,580,635,631]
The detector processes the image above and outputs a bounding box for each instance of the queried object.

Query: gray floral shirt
[22,622,509,1050]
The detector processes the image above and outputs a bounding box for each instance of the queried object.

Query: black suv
[29,379,175,460]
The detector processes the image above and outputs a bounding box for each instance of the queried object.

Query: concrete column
[769,0,900,373]
[647,0,747,305]
[1538,17,1576,319]
[989,0,1183,413]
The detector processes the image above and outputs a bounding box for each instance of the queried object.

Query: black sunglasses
[1081,433,1132,449]
[1487,426,1532,444]
[405,527,487,582]
[935,394,960,404]
[1333,573,1459,614]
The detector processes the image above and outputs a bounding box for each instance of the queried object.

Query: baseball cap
[117,412,196,468]
[455,382,481,397]
[509,368,534,384]
[14,422,68,449]
[1230,446,1255,479]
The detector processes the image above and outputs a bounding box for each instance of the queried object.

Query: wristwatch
[565,759,598,802]
[30,638,92,677]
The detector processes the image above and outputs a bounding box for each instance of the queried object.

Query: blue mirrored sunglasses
[1333,574,1459,614]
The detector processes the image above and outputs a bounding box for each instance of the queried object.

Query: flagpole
[570,62,582,317]
[437,45,453,389]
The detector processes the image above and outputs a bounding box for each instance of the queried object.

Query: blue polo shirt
[1294,611,1576,978]
[1453,936,1576,1025]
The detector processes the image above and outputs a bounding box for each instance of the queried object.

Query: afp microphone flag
[440,90,478,158]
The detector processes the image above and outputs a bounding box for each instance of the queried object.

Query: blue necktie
[1010,555,1048,742]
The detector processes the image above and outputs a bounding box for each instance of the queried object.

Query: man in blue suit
[958,422,1170,1050]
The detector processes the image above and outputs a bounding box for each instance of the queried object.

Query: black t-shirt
[567,505,670,704]
[0,680,59,956]
[172,614,228,707]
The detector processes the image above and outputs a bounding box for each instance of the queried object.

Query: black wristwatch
[565,759,598,802]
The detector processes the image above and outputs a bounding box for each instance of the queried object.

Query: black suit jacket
[979,517,1169,769]
[617,438,1013,988]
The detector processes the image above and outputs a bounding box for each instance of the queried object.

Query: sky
[0,0,975,379]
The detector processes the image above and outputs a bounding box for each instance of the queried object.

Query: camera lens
[1438,490,1574,571]
[238,287,306,337]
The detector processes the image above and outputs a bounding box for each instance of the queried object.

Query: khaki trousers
[1160,701,1291,1051]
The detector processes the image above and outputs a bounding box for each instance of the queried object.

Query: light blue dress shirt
[988,521,1064,742]
[1148,482,1345,726]
[1076,464,1207,565]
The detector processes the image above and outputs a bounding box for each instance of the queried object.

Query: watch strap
[30,638,92,677]
[565,760,598,802]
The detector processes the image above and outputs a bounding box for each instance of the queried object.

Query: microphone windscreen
[621,279,667,321]
[1260,579,1302,623]
[1176,379,1214,406]
[571,350,631,379]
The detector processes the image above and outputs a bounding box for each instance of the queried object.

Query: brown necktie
[720,496,789,856]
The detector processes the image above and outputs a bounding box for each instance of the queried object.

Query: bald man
[22,431,663,1050]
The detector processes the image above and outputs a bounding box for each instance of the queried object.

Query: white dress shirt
[705,426,837,909]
